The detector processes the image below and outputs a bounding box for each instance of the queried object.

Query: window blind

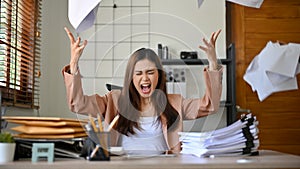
[0,0,41,109]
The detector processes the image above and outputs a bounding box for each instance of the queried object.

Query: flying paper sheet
[68,0,102,33]
[197,0,204,8]
[243,41,300,101]
[226,0,264,8]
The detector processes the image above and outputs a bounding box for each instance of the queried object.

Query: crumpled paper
[243,41,300,101]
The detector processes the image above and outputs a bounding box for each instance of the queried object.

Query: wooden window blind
[0,0,41,109]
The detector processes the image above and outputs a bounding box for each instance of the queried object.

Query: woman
[62,27,223,154]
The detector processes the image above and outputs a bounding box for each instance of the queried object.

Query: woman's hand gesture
[64,27,87,74]
[199,29,221,71]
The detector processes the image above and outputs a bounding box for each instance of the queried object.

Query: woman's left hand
[199,29,221,71]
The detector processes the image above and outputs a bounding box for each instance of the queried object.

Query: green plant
[0,132,15,143]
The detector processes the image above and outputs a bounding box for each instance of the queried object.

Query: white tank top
[121,116,168,155]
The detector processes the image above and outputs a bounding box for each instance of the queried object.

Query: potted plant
[0,132,16,163]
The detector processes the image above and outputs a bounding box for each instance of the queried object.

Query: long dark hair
[116,48,179,135]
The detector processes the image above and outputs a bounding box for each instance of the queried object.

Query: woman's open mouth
[141,84,151,94]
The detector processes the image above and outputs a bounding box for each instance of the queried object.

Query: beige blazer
[62,65,223,153]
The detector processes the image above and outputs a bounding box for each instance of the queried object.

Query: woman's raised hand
[64,27,87,74]
[198,29,221,71]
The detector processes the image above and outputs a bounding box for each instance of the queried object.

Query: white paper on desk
[206,132,246,146]
[243,41,300,101]
[180,114,259,157]
[208,139,259,153]
[179,114,258,143]
[210,120,246,136]
[68,0,102,33]
[205,125,258,145]
[226,0,264,8]
[205,142,247,154]
[180,126,259,151]
[181,140,259,157]
[210,114,255,137]
[181,134,247,150]
[179,117,248,140]
[207,137,248,149]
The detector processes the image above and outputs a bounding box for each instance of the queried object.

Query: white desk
[1,150,300,169]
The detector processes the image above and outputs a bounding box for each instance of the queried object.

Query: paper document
[179,113,259,157]
[243,41,300,101]
[68,0,102,33]
[226,0,264,8]
[197,0,204,8]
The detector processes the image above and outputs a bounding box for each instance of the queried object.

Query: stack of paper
[3,116,88,139]
[179,113,259,157]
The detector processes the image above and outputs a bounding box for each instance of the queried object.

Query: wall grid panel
[79,0,151,95]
